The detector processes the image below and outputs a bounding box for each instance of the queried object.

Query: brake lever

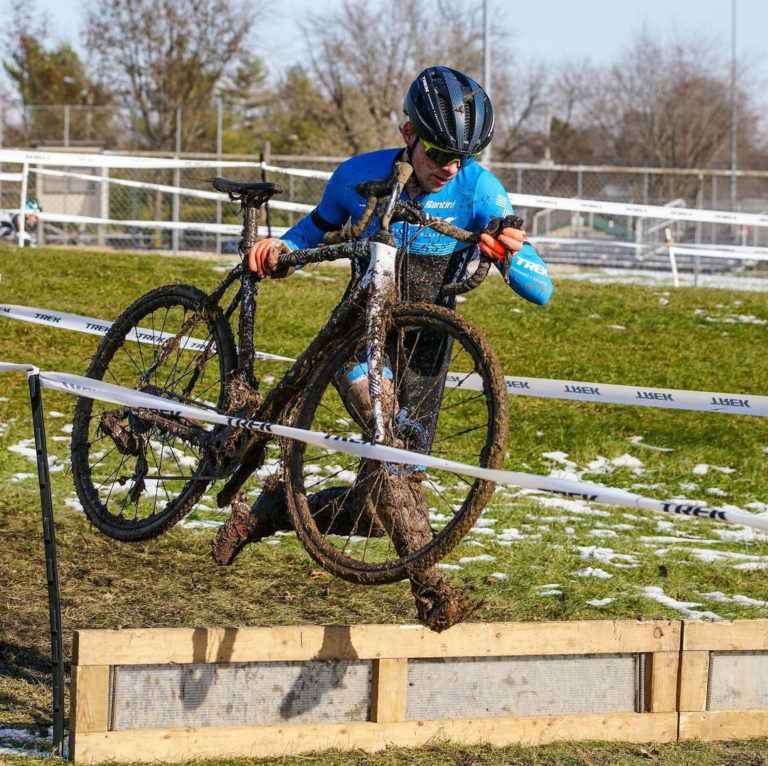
[483,214,525,237]
[390,200,424,225]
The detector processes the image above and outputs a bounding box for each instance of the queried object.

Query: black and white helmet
[403,66,495,156]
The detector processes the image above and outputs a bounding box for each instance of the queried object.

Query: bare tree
[296,0,492,154]
[84,0,263,150]
[580,28,753,171]
[490,61,552,161]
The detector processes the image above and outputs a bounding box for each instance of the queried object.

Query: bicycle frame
[165,162,504,508]
[70,161,514,574]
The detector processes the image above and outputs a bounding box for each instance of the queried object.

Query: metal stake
[28,372,65,757]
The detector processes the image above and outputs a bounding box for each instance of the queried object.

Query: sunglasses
[421,138,480,168]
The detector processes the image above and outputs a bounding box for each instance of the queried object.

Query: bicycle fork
[360,231,398,443]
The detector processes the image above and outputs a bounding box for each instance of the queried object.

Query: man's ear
[401,120,416,144]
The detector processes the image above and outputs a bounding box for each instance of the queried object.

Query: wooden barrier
[70,620,681,763]
[679,619,768,741]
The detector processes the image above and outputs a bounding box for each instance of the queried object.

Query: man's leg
[211,472,386,566]
[365,463,475,631]
[211,476,289,566]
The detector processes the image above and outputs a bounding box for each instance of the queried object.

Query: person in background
[0,199,41,246]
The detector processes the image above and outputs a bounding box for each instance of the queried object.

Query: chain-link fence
[1,142,767,266]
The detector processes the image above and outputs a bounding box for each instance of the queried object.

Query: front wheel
[283,302,509,585]
[71,284,236,541]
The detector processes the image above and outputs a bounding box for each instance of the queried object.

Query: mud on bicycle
[70,161,515,586]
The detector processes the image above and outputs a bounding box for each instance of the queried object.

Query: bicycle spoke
[284,303,506,584]
[71,286,234,541]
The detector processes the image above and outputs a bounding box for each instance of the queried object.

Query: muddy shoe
[412,580,477,633]
[211,490,278,566]
[421,592,477,632]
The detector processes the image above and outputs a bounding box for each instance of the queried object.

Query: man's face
[410,140,460,193]
[401,122,460,193]
[25,213,38,229]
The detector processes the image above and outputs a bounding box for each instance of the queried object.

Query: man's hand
[478,226,526,263]
[248,238,290,278]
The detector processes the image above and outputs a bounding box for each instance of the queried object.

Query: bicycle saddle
[211,177,282,198]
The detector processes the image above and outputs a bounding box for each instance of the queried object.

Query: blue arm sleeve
[471,170,553,305]
[503,241,553,305]
[281,164,352,251]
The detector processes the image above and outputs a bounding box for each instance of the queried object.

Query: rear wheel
[71,284,236,541]
[283,302,508,584]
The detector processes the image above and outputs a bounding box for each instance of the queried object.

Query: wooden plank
[370,658,407,723]
[678,650,710,712]
[70,665,110,734]
[73,620,682,666]
[683,620,768,651]
[647,651,680,713]
[680,710,768,741]
[71,713,678,764]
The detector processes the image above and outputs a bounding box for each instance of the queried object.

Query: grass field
[2,245,768,764]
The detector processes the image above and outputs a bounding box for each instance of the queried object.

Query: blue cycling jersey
[283,148,553,306]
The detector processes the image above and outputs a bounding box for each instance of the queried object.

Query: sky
[27,0,768,91]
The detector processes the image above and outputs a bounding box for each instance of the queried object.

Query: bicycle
[70,161,513,584]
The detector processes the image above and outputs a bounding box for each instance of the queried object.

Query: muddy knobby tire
[71,284,236,541]
[284,301,509,585]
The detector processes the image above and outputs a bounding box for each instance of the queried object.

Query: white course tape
[0,148,262,171]
[20,213,287,238]
[12,365,768,535]
[0,361,37,374]
[508,192,768,228]
[3,303,766,415]
[33,167,225,201]
[31,212,240,235]
[447,373,768,417]
[260,162,332,181]
[30,168,314,216]
[0,304,294,362]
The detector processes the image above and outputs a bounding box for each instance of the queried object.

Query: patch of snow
[589,529,618,538]
[586,597,615,607]
[576,546,639,568]
[693,463,736,476]
[64,497,83,511]
[533,496,611,518]
[542,451,578,468]
[713,526,768,543]
[573,567,613,579]
[611,454,645,472]
[641,586,721,621]
[628,436,673,452]
[469,527,497,536]
[700,591,768,607]
[655,547,767,564]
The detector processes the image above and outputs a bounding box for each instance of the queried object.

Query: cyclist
[0,199,41,246]
[212,66,553,631]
